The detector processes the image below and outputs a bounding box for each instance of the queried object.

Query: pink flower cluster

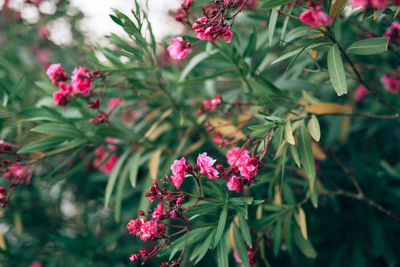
[223,147,260,192]
[354,85,369,101]
[170,157,186,189]
[93,142,118,174]
[46,64,94,108]
[381,73,400,94]
[4,163,31,185]
[168,37,192,61]
[197,94,222,114]
[0,187,7,207]
[127,218,166,241]
[192,17,234,43]
[299,7,332,27]
[351,0,400,9]
[384,22,400,44]
[197,152,219,179]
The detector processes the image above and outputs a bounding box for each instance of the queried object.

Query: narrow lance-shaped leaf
[233,224,250,267]
[346,37,389,55]
[327,44,347,96]
[129,149,143,188]
[104,150,130,208]
[307,115,321,142]
[268,7,280,46]
[285,121,295,145]
[298,122,316,184]
[216,236,229,267]
[213,205,228,248]
[238,214,252,247]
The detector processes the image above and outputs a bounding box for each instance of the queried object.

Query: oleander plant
[1,0,400,266]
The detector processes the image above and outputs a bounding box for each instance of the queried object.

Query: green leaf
[271,41,330,65]
[289,144,301,168]
[179,50,218,82]
[216,236,229,267]
[18,137,66,154]
[307,115,321,142]
[298,122,316,184]
[285,121,295,145]
[238,214,252,247]
[293,226,317,259]
[194,229,215,264]
[213,205,228,248]
[114,161,130,223]
[273,219,283,256]
[32,123,83,138]
[233,224,250,267]
[104,150,130,208]
[327,44,347,96]
[129,149,143,188]
[168,227,212,260]
[284,214,293,255]
[261,0,291,8]
[346,37,389,55]
[268,7,280,46]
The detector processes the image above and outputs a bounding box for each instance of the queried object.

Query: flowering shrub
[2,0,400,266]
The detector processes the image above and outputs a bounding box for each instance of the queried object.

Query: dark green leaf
[327,44,347,96]
[233,224,250,267]
[298,122,316,184]
[213,205,228,248]
[346,37,389,55]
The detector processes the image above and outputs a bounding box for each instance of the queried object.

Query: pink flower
[170,157,186,188]
[168,37,192,61]
[53,83,73,107]
[127,219,144,236]
[4,163,30,184]
[211,94,222,109]
[354,85,369,101]
[139,220,166,241]
[129,254,140,262]
[29,262,42,267]
[218,26,234,43]
[93,146,118,174]
[352,0,388,9]
[226,147,249,166]
[39,26,49,39]
[238,155,258,179]
[71,67,92,96]
[46,63,68,85]
[381,74,400,94]
[0,188,6,202]
[152,202,165,220]
[371,0,388,9]
[299,8,333,27]
[227,175,242,192]
[351,0,369,8]
[197,153,219,179]
[193,17,216,41]
[107,97,124,110]
[383,22,400,43]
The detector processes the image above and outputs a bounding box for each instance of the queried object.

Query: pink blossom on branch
[167,37,192,61]
[381,73,400,94]
[226,147,249,166]
[197,152,219,179]
[384,22,400,43]
[299,8,333,27]
[351,0,388,9]
[354,85,369,101]
[46,63,68,85]
[93,146,118,174]
[170,157,186,189]
[139,220,166,241]
[227,175,242,192]
[152,202,166,220]
[71,67,92,96]
[53,83,73,107]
